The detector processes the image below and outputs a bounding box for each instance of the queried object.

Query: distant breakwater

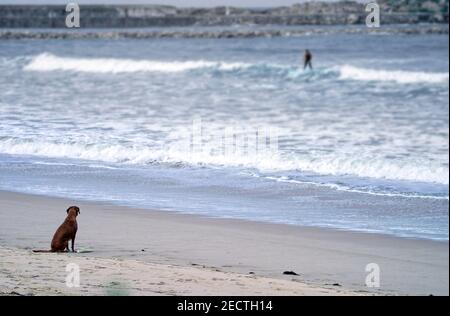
[0,2,448,28]
[0,25,448,40]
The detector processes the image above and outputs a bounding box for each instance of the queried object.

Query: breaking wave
[24,53,449,84]
[0,138,447,191]
[24,53,252,74]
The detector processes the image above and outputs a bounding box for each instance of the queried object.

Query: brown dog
[34,206,80,253]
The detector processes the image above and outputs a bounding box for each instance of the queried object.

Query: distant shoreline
[0,2,448,28]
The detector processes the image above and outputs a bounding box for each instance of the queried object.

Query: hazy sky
[0,0,344,7]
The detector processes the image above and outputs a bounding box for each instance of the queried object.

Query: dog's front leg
[71,236,76,253]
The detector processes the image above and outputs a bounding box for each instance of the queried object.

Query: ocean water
[0,29,448,240]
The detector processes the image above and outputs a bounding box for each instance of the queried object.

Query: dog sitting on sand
[33,206,80,253]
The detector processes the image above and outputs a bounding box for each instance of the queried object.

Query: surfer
[304,49,313,70]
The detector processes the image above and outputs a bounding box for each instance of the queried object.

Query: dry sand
[0,190,448,296]
[0,247,358,296]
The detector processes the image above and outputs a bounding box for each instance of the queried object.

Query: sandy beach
[0,246,361,296]
[0,190,448,296]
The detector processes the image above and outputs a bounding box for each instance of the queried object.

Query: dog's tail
[32,250,53,253]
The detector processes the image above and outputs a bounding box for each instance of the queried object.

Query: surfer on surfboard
[304,49,313,70]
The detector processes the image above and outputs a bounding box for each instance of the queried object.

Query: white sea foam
[263,175,449,201]
[24,53,251,74]
[0,138,447,187]
[12,52,450,198]
[338,65,450,84]
[24,53,449,85]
